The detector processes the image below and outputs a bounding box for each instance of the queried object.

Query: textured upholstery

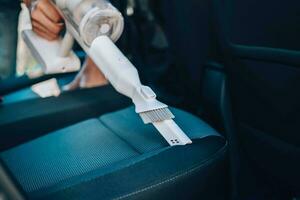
[0,106,227,200]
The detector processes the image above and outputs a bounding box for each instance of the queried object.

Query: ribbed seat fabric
[2,119,141,193]
[0,106,227,200]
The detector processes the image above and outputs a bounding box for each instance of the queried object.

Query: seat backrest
[149,0,217,112]
[158,0,211,80]
[214,0,300,194]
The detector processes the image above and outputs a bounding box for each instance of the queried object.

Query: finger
[37,0,63,23]
[33,26,58,41]
[32,20,58,39]
[34,29,56,41]
[31,9,64,35]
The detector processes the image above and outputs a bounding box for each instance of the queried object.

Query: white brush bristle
[139,108,175,124]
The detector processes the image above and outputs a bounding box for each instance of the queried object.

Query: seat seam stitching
[98,118,143,154]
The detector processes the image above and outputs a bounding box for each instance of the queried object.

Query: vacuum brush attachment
[140,108,175,124]
[133,85,191,146]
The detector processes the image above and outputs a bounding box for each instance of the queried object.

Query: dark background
[0,1,20,79]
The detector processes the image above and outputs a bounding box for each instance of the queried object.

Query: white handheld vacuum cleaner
[22,0,192,146]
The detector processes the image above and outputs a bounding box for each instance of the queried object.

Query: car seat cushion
[0,106,227,199]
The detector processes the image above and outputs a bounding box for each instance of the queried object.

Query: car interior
[0,0,299,199]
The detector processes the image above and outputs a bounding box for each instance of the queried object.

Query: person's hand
[31,0,64,41]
